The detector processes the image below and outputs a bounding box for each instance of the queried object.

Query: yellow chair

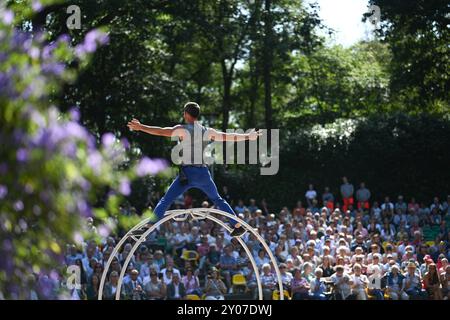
[232,274,247,286]
[382,241,388,250]
[425,241,435,247]
[181,250,199,262]
[272,289,291,300]
[186,294,200,300]
[366,288,389,300]
[232,274,247,294]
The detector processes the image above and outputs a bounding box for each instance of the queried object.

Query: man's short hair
[184,102,200,118]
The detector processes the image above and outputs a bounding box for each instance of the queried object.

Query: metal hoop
[98,208,283,300]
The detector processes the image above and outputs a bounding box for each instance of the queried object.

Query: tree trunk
[221,60,232,132]
[263,0,273,130]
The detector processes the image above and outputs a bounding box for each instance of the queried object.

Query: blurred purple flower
[73,232,84,244]
[65,121,88,140]
[0,185,7,199]
[28,108,46,127]
[42,42,57,60]
[10,32,30,51]
[57,34,71,44]
[12,129,24,143]
[32,0,43,12]
[75,29,109,57]
[0,72,13,96]
[136,157,167,177]
[69,107,80,122]
[77,200,92,217]
[87,152,102,174]
[120,137,130,149]
[0,163,8,174]
[61,141,77,158]
[41,62,65,76]
[101,132,116,148]
[13,200,24,211]
[40,191,50,203]
[77,178,91,192]
[29,47,40,60]
[16,148,28,162]
[118,177,131,196]
[1,9,14,25]
[2,239,13,251]
[98,225,110,237]
[32,126,64,150]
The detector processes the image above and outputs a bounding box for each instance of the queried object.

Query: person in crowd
[144,270,166,300]
[356,182,371,210]
[166,273,186,300]
[123,269,144,299]
[291,267,311,300]
[305,184,317,208]
[204,268,227,300]
[330,265,353,300]
[350,264,368,300]
[260,263,277,300]
[182,267,201,296]
[340,177,354,212]
[86,274,100,300]
[279,263,293,290]
[219,245,238,292]
[309,268,327,300]
[440,265,450,300]
[385,265,408,300]
[322,187,335,210]
[404,262,427,300]
[56,190,449,301]
[423,263,443,300]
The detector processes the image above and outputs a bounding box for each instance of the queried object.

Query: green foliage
[368,0,449,112]
[0,3,167,298]
[218,114,450,211]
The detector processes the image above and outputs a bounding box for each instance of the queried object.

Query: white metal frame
[98,208,284,300]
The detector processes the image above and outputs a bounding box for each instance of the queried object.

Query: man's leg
[196,169,239,227]
[153,175,189,220]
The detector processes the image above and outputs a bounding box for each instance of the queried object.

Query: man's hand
[248,129,263,141]
[127,119,142,131]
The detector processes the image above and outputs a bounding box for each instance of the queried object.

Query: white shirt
[305,190,317,200]
[173,282,180,298]
[161,268,181,285]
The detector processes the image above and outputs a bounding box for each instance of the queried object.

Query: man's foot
[230,226,246,237]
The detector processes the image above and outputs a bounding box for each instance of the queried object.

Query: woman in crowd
[182,267,201,296]
[204,268,227,300]
[403,262,427,300]
[143,270,166,300]
[86,274,100,300]
[309,268,327,300]
[319,255,335,277]
[350,264,368,300]
[423,263,443,300]
[291,267,311,300]
[386,265,408,300]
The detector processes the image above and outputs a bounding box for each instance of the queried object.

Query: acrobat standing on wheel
[127,102,261,237]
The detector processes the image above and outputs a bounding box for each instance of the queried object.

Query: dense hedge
[215,114,450,211]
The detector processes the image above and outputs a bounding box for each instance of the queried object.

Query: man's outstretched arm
[127,119,184,138]
[207,128,262,142]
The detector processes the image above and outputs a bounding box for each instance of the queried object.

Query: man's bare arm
[127,119,184,138]
[207,128,262,142]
